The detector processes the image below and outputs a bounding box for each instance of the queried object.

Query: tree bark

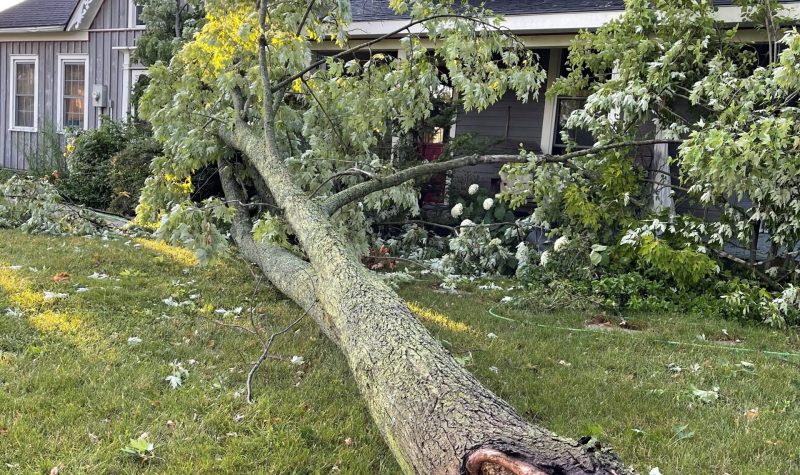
[215,122,633,474]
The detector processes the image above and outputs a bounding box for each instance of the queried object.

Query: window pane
[136,5,144,25]
[65,79,85,97]
[553,98,593,152]
[15,63,34,95]
[63,98,84,128]
[65,63,85,82]
[15,96,34,128]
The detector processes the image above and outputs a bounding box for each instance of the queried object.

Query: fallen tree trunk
[216,123,634,475]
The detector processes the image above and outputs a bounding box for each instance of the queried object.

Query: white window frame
[128,0,146,29]
[8,54,39,132]
[57,54,90,132]
[540,48,563,155]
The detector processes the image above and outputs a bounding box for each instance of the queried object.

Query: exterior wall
[87,0,143,128]
[452,49,551,193]
[0,0,143,169]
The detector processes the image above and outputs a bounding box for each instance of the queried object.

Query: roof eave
[348,2,800,38]
[0,25,67,33]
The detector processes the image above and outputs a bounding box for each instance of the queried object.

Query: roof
[0,0,79,30]
[351,0,625,21]
[350,0,754,21]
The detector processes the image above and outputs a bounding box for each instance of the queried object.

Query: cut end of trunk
[466,449,549,475]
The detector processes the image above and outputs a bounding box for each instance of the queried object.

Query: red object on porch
[419,143,447,204]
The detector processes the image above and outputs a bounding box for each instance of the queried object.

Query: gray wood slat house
[0,0,146,169]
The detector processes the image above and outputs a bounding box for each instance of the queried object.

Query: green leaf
[673,425,695,441]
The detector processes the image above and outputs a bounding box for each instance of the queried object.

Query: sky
[0,0,25,13]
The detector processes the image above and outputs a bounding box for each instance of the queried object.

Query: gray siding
[88,0,142,128]
[455,91,548,154]
[453,50,550,192]
[0,0,141,169]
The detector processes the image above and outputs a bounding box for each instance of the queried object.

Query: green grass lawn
[1,229,799,474]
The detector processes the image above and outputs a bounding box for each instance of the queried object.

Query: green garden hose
[487,307,800,359]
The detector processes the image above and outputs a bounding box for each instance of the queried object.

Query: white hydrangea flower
[483,198,494,210]
[540,250,551,267]
[451,203,464,218]
[468,184,480,195]
[460,219,476,228]
[553,236,570,252]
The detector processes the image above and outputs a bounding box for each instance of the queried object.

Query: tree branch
[309,168,376,198]
[258,0,276,131]
[271,14,521,94]
[246,306,311,404]
[295,0,317,37]
[323,139,680,216]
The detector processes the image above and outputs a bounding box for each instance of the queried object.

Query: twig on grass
[246,302,316,404]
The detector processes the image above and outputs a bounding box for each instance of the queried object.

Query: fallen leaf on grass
[52,272,70,283]
[43,292,68,301]
[290,356,305,366]
[673,424,695,441]
[689,385,720,404]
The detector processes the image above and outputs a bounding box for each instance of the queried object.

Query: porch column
[651,131,675,216]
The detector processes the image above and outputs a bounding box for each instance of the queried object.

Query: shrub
[539,236,595,281]
[592,272,672,314]
[108,130,161,216]
[719,281,800,328]
[25,119,67,178]
[59,120,127,209]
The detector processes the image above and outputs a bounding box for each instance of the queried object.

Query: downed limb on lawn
[215,124,633,474]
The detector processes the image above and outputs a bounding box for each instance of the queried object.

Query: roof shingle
[350,0,752,21]
[350,0,626,21]
[0,0,79,30]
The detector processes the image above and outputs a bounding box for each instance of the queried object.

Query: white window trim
[56,54,90,132]
[121,49,150,121]
[8,54,39,132]
[128,0,146,29]
[539,48,562,155]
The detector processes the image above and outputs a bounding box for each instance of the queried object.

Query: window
[9,55,38,131]
[58,56,89,130]
[129,0,145,28]
[552,97,593,155]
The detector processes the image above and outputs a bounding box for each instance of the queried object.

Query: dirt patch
[586,314,644,333]
[710,330,744,345]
